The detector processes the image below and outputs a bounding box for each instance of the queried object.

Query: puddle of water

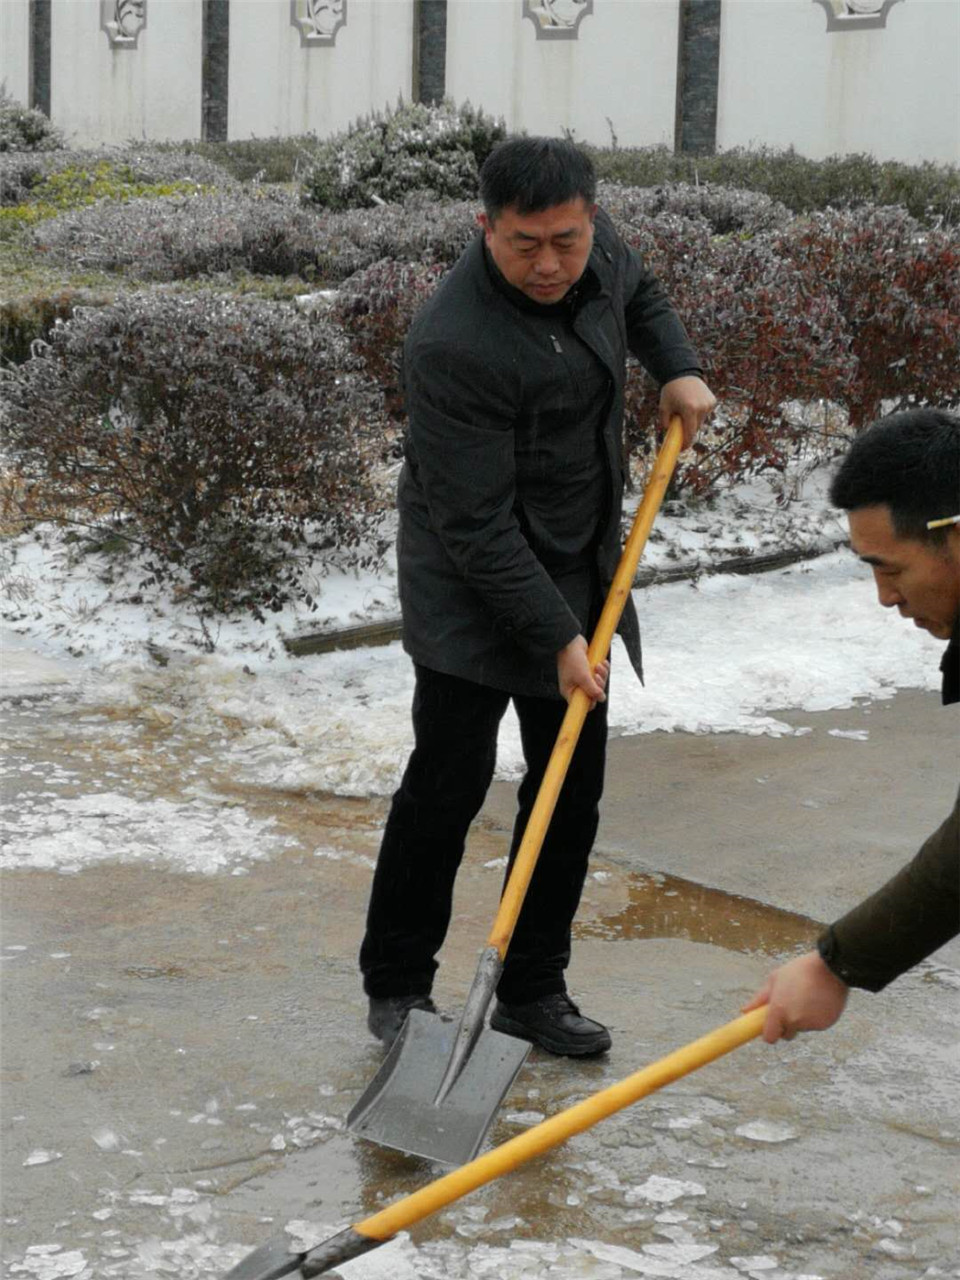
[4,691,819,959]
[576,870,821,957]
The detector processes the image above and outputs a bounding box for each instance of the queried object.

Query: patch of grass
[0,161,211,236]
[0,234,123,365]
[153,136,325,184]
[0,235,118,294]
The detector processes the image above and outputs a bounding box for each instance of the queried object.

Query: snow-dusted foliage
[29,188,478,285]
[317,194,478,275]
[29,189,321,280]
[1,291,385,617]
[777,204,960,428]
[0,87,65,153]
[598,180,793,236]
[0,145,234,206]
[301,99,506,210]
[619,213,857,494]
[335,257,447,420]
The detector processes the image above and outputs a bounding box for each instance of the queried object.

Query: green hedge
[588,144,960,227]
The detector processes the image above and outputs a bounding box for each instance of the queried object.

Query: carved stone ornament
[291,0,347,47]
[522,0,594,41]
[813,0,904,31]
[101,0,146,48]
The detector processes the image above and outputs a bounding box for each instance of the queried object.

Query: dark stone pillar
[413,0,447,105]
[675,0,721,155]
[29,0,51,118]
[202,0,230,142]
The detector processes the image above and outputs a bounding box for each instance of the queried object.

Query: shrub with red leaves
[777,206,960,430]
[335,258,445,420]
[620,215,856,494]
[1,291,384,617]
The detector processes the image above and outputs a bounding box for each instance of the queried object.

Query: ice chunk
[8,1245,88,1277]
[644,1242,719,1264]
[734,1120,798,1144]
[505,1110,546,1126]
[625,1175,707,1204]
[91,1128,122,1152]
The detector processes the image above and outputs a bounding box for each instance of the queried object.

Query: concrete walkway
[2,687,958,1279]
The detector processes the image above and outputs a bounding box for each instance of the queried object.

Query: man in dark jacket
[359,137,715,1054]
[745,409,960,1042]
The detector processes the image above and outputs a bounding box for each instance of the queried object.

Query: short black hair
[479,136,596,222]
[829,408,960,544]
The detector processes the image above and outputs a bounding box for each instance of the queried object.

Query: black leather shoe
[367,994,437,1049]
[490,993,611,1057]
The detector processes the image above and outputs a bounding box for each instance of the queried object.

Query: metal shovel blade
[222,1235,304,1280]
[347,1009,530,1166]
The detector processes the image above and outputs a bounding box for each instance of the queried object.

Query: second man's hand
[742,950,849,1044]
[557,634,609,706]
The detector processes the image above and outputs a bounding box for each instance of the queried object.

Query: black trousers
[359,663,608,1004]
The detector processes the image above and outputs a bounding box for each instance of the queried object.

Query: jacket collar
[941,612,959,705]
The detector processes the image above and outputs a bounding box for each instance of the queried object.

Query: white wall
[445,0,679,147]
[3,0,957,164]
[717,0,960,164]
[0,0,31,106]
[228,0,414,140]
[50,0,202,146]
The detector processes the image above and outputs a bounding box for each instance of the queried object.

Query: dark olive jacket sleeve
[818,787,960,992]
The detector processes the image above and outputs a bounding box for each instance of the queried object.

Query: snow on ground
[2,789,297,876]
[0,462,945,875]
[2,461,952,1274]
[6,1226,838,1280]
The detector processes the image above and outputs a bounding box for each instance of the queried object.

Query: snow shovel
[345,418,687,1168]
[223,1006,766,1278]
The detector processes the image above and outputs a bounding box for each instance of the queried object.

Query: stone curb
[282,538,844,657]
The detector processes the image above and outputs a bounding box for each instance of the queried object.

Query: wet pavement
[2,675,959,1279]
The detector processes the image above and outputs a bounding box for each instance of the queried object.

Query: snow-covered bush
[336,258,446,420]
[30,189,324,280]
[318,194,478,276]
[777,205,960,428]
[156,134,323,184]
[1,291,385,616]
[619,204,958,488]
[590,143,960,228]
[301,99,506,210]
[600,181,792,236]
[29,187,479,285]
[0,88,64,153]
[620,216,857,493]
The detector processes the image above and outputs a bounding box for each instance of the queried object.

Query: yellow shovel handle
[489,418,685,956]
[355,1006,765,1243]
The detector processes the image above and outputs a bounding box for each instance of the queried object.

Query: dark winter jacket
[396,208,701,697]
[818,614,960,990]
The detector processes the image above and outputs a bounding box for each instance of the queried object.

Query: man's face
[848,504,960,640]
[478,198,596,305]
